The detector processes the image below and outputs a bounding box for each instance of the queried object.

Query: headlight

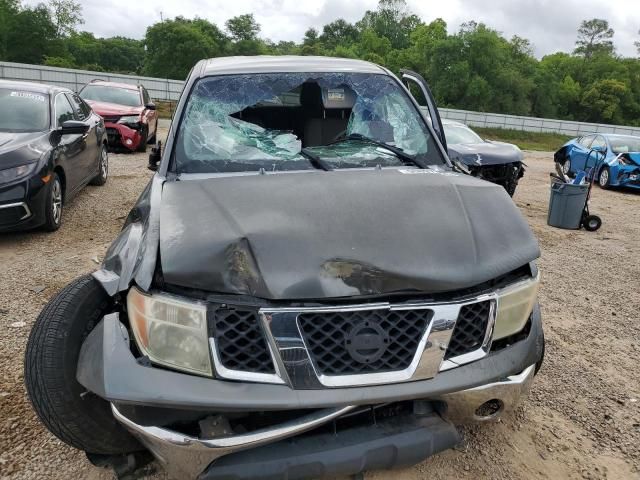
[117,115,140,125]
[0,162,37,184]
[127,287,212,376]
[493,274,540,340]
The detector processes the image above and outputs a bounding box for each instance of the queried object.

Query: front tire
[598,166,611,189]
[24,275,140,454]
[90,144,108,186]
[561,158,572,177]
[43,173,63,231]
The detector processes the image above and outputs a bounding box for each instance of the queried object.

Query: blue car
[555,134,640,189]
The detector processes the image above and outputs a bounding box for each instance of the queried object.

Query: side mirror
[60,120,89,135]
[148,141,161,171]
[145,102,157,111]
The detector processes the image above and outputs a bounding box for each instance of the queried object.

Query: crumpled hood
[159,169,540,300]
[85,100,142,117]
[448,141,522,166]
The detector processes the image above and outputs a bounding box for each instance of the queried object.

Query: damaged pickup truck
[25,56,544,480]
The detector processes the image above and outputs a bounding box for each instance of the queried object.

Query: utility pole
[160,11,164,22]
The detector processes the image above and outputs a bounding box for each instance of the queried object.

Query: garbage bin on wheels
[547,180,589,230]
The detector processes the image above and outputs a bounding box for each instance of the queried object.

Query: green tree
[143,17,228,79]
[320,19,359,50]
[225,14,260,42]
[5,3,57,64]
[357,0,422,50]
[98,36,145,73]
[301,28,321,56]
[0,0,20,60]
[47,0,83,37]
[268,40,299,55]
[574,18,615,58]
[580,79,628,123]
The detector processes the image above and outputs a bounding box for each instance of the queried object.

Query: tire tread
[24,275,139,454]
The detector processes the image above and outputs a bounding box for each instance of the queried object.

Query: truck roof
[200,55,387,76]
[0,78,69,95]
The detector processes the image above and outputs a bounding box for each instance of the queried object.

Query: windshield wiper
[332,133,428,169]
[300,148,333,171]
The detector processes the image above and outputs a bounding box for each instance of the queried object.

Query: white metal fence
[3,61,640,137]
[437,107,640,137]
[0,61,184,102]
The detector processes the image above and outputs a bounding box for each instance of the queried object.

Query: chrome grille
[298,309,431,376]
[210,308,275,374]
[444,301,491,360]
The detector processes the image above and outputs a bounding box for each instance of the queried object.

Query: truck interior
[230,81,361,147]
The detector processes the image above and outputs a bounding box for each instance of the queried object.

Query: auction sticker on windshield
[10,91,46,102]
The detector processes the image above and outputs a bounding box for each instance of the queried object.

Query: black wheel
[24,275,140,454]
[598,166,611,189]
[136,125,148,152]
[535,333,545,375]
[582,214,602,232]
[90,144,108,186]
[43,172,63,231]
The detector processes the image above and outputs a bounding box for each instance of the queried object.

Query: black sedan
[443,119,524,196]
[0,80,108,232]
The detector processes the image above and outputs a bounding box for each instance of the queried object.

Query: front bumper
[78,306,542,478]
[105,122,142,151]
[114,403,463,480]
[0,176,48,232]
[78,304,543,411]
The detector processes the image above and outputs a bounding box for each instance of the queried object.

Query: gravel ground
[1,133,639,479]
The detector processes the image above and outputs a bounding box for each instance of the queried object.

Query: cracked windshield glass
[175,73,443,173]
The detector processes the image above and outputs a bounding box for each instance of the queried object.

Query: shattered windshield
[174,72,443,173]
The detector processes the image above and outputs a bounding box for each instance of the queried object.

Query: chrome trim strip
[439,297,497,371]
[209,337,285,385]
[112,403,355,479]
[0,202,32,220]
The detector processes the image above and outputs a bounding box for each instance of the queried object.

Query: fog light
[475,399,503,419]
[125,139,133,145]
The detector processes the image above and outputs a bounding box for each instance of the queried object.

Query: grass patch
[155,100,177,119]
[473,127,572,151]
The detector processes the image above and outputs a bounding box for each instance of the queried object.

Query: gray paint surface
[160,168,540,300]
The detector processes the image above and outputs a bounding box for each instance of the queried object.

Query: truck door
[400,69,448,152]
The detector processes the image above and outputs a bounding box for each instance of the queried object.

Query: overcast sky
[25,0,640,58]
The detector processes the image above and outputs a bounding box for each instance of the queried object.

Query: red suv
[79,80,158,152]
